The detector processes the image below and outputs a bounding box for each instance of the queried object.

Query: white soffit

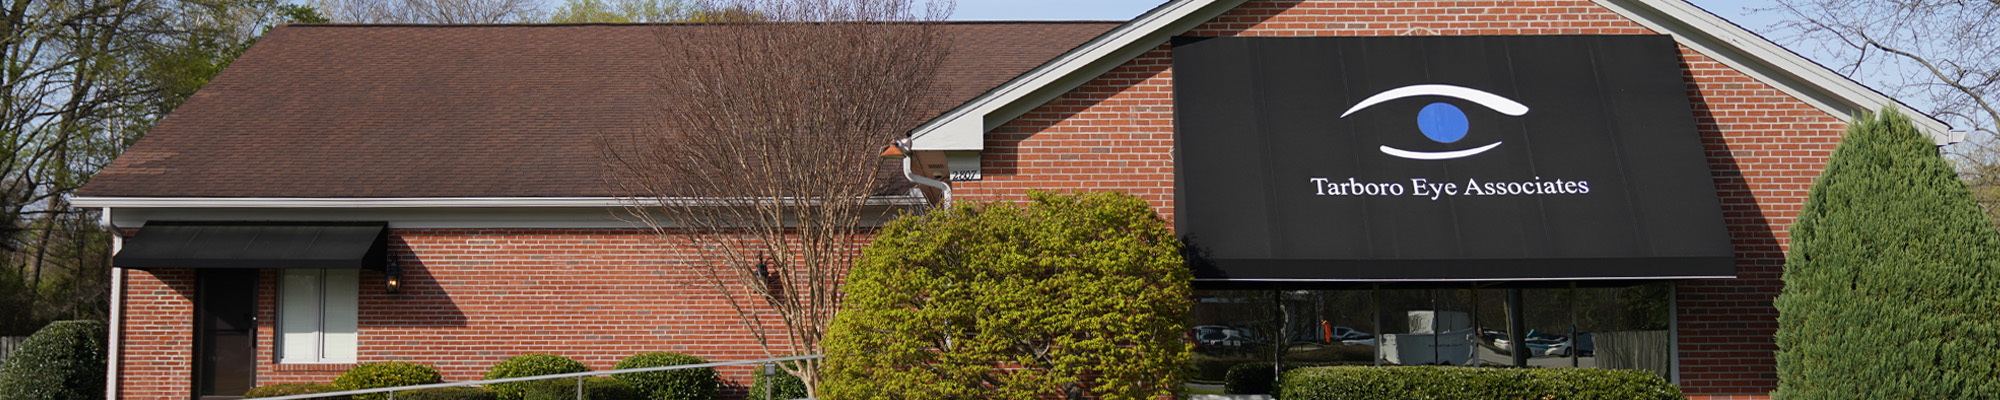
[909,0,1959,151]
[84,197,927,228]
[70,196,927,208]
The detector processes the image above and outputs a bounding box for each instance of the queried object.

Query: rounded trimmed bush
[522,377,639,400]
[394,387,497,400]
[245,383,351,400]
[1278,366,1683,400]
[747,370,807,400]
[611,352,716,400]
[334,361,444,400]
[0,320,107,400]
[1222,361,1372,394]
[823,191,1192,400]
[485,353,590,400]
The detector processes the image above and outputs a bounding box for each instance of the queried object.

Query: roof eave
[904,0,1247,151]
[909,0,1963,151]
[71,195,930,208]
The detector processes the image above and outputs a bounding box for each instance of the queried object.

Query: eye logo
[1340,84,1530,160]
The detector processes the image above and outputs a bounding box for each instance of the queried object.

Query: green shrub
[334,362,443,400]
[1222,361,1371,394]
[1278,366,1683,400]
[0,320,107,400]
[747,370,808,400]
[522,377,639,400]
[1186,353,1254,383]
[393,387,497,400]
[822,191,1192,400]
[1774,108,2000,398]
[485,354,590,400]
[611,352,715,400]
[1284,345,1375,363]
[244,383,350,400]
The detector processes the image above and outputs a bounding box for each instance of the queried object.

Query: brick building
[75,1,1955,400]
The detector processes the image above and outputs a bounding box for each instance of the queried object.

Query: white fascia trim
[70,196,929,208]
[1595,0,1958,144]
[904,0,1246,151]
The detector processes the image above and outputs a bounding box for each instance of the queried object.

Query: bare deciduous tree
[1767,0,1997,139]
[313,0,543,23]
[599,0,952,396]
[0,0,299,334]
[1764,0,1999,217]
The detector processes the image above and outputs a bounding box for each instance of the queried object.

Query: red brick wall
[119,269,197,400]
[952,0,1841,396]
[116,229,802,400]
[111,2,1849,399]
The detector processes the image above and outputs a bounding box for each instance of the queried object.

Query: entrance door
[195,269,258,400]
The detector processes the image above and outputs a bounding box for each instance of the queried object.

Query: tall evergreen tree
[1774,108,2000,399]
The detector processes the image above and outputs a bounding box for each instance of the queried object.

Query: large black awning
[1172,35,1736,284]
[114,222,390,270]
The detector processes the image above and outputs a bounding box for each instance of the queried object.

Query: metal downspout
[102,207,124,400]
[903,154,951,205]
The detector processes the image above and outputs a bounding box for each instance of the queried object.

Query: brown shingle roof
[77,22,1118,198]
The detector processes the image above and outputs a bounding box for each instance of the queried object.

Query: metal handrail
[250,354,824,400]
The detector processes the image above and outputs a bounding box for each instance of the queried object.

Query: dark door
[195,269,258,400]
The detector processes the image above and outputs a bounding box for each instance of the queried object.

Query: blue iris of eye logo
[1342,84,1529,160]
[1416,102,1469,143]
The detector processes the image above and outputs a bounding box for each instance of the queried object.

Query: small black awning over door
[115,222,390,270]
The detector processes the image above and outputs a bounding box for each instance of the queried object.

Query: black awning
[114,222,389,270]
[1172,35,1736,283]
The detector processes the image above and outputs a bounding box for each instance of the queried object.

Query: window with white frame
[279,268,358,363]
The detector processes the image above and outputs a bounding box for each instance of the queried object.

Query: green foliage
[392,387,495,400]
[245,383,350,400]
[1223,361,1373,395]
[821,191,1193,400]
[1285,345,1377,363]
[548,0,694,22]
[333,362,443,400]
[1774,108,2000,399]
[522,378,639,400]
[0,0,325,337]
[1278,366,1684,400]
[1187,350,1372,384]
[0,321,107,400]
[747,370,808,400]
[485,354,590,400]
[278,4,330,24]
[610,352,715,400]
[1185,353,1249,383]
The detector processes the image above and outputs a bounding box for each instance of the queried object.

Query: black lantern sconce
[385,260,404,295]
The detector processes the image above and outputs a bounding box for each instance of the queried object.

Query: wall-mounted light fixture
[385,261,404,295]
[879,142,908,160]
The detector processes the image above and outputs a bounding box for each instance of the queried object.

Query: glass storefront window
[1187,282,1675,394]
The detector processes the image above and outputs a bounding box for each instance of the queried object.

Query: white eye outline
[1340,84,1530,160]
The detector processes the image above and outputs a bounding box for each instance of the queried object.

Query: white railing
[250,354,823,400]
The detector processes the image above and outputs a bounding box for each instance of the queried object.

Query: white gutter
[70,196,929,209]
[102,208,123,400]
